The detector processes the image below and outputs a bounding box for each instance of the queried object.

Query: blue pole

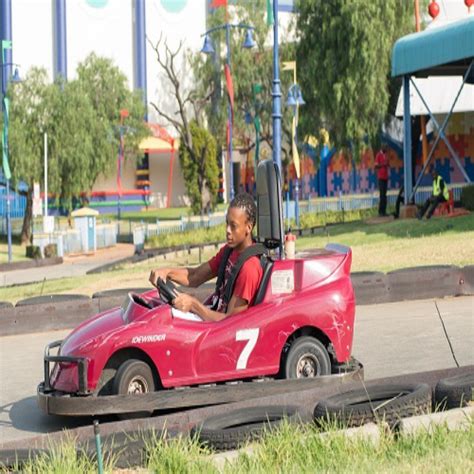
[272,0,282,173]
[134,0,148,119]
[0,0,12,90]
[225,24,234,201]
[54,0,67,80]
[1,0,13,262]
[402,75,412,205]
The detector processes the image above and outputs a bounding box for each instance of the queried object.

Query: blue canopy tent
[391,16,474,204]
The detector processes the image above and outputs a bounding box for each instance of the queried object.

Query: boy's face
[226,206,252,248]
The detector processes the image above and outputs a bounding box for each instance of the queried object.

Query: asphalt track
[0,296,472,446]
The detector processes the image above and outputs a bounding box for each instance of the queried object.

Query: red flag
[226,120,231,160]
[210,0,227,8]
[117,136,124,196]
[224,64,234,120]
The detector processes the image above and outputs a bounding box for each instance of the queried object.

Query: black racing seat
[253,257,274,305]
[250,159,284,305]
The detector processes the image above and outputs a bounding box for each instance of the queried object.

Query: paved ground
[0,296,472,445]
[0,244,135,287]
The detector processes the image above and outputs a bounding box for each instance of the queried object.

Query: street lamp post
[201,22,255,201]
[271,0,282,174]
[1,40,20,263]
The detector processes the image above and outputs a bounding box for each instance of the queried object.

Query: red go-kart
[38,160,357,416]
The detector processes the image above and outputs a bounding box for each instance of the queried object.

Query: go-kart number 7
[235,328,259,369]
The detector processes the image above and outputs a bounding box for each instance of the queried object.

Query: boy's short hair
[229,193,257,229]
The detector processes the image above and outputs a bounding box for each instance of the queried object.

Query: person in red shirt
[149,193,263,322]
[375,145,389,217]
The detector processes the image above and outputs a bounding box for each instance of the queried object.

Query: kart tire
[313,383,432,429]
[434,373,474,411]
[284,336,331,379]
[15,294,89,307]
[191,405,301,451]
[113,359,155,419]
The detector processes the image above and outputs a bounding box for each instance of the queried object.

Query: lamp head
[295,87,305,105]
[286,89,297,107]
[201,35,215,55]
[242,29,256,49]
[11,67,21,83]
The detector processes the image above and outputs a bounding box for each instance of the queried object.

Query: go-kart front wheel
[113,359,156,395]
[284,336,331,379]
[113,359,156,419]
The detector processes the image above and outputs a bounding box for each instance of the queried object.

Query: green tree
[7,68,53,243]
[150,38,220,213]
[296,0,420,154]
[76,53,149,184]
[7,55,148,244]
[179,120,218,214]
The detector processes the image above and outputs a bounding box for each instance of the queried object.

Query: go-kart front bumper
[43,340,90,395]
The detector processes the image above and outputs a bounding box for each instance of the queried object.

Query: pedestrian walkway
[0,244,135,287]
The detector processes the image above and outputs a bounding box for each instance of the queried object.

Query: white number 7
[235,328,259,370]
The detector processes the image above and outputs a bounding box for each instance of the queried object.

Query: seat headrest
[256,159,283,249]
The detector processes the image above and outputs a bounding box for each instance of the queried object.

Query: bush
[146,224,225,249]
[44,243,58,258]
[296,207,378,230]
[460,185,474,210]
[26,245,42,259]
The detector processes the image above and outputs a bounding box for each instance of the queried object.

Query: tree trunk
[20,188,33,245]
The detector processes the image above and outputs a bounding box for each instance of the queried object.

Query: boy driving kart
[149,193,264,322]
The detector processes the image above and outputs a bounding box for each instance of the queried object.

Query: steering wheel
[131,293,154,309]
[156,277,179,305]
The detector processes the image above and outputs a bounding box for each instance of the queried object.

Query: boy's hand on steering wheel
[149,269,170,287]
[172,293,197,313]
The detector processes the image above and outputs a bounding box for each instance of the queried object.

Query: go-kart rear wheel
[113,359,155,419]
[284,336,331,379]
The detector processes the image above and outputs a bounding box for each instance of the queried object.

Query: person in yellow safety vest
[417,168,449,220]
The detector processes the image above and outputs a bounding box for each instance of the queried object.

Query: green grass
[297,214,474,272]
[5,419,472,473]
[5,437,117,474]
[223,420,474,474]
[0,236,29,264]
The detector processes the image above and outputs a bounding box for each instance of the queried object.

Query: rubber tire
[15,294,89,307]
[112,359,155,419]
[284,336,331,379]
[191,405,301,451]
[314,383,432,428]
[434,373,474,410]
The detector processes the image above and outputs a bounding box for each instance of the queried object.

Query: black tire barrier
[434,373,474,411]
[351,272,389,305]
[460,265,474,295]
[0,301,13,309]
[15,294,91,307]
[313,383,432,428]
[386,265,463,302]
[191,405,302,451]
[92,288,151,299]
